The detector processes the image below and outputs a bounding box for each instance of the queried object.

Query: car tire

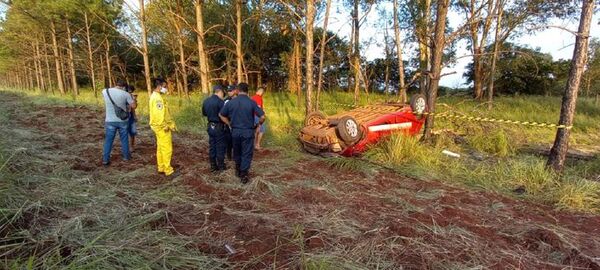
[305,111,327,126]
[336,116,362,144]
[410,94,427,118]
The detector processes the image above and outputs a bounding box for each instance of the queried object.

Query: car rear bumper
[299,127,343,153]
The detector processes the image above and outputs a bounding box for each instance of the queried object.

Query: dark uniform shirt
[202,95,224,123]
[220,94,264,129]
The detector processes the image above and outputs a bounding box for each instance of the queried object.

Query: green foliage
[464,43,570,96]
[468,129,516,157]
[365,135,440,167]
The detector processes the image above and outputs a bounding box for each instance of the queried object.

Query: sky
[323,2,600,87]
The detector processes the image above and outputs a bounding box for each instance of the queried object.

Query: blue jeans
[103,121,130,163]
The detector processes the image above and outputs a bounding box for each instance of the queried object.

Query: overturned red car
[299,94,427,156]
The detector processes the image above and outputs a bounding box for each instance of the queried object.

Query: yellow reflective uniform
[149,91,176,175]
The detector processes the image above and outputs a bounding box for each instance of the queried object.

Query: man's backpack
[106,89,129,120]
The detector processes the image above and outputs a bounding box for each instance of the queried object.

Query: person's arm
[219,104,231,126]
[255,105,265,126]
[127,93,137,110]
[202,100,207,117]
[219,114,231,126]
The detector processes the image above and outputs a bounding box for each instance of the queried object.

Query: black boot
[240,170,250,184]
[235,164,241,177]
[210,159,218,173]
[217,159,227,172]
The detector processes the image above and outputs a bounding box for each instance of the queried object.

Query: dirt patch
[2,92,600,269]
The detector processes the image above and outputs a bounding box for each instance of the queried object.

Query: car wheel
[305,111,327,126]
[336,116,362,144]
[410,94,427,118]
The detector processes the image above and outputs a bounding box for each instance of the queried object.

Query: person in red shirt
[251,87,265,150]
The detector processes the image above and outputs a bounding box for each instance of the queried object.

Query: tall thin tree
[315,0,332,110]
[547,0,596,172]
[305,0,315,115]
[423,0,450,140]
[393,0,407,102]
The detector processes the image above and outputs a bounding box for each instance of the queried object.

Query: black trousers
[231,128,255,174]
[224,127,233,159]
[208,123,226,169]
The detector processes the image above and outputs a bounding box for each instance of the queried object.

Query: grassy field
[2,88,600,269]
[7,88,600,213]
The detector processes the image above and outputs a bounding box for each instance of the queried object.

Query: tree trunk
[172,3,189,97]
[472,50,483,99]
[84,13,97,98]
[352,0,360,104]
[417,0,431,95]
[42,35,54,94]
[195,0,210,94]
[36,40,46,92]
[294,36,302,106]
[33,42,41,91]
[105,37,113,87]
[423,0,450,140]
[236,0,244,83]
[393,0,407,102]
[384,24,391,98]
[27,64,35,90]
[65,19,79,96]
[139,0,152,95]
[305,0,315,115]
[547,0,595,172]
[50,21,65,95]
[487,0,504,110]
[316,0,332,110]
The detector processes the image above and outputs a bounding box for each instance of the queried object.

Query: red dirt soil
[4,93,600,269]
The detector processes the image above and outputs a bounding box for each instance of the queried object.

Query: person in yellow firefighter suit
[149,78,177,176]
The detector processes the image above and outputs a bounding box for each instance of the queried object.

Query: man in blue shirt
[219,83,265,184]
[202,85,227,173]
[223,84,237,160]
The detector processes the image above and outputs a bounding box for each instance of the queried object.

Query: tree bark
[171,2,189,97]
[487,0,504,110]
[384,24,391,97]
[417,0,431,95]
[104,36,113,87]
[393,0,406,102]
[50,21,65,95]
[468,0,495,100]
[195,0,210,94]
[352,0,360,104]
[84,12,97,98]
[139,0,152,95]
[305,0,315,115]
[33,41,42,91]
[294,35,302,106]
[42,35,54,94]
[315,0,332,110]
[547,0,595,172]
[65,19,79,96]
[236,0,244,83]
[423,0,450,140]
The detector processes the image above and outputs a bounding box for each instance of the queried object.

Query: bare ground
[2,92,600,269]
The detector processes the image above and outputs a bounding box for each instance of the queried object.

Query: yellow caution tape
[320,102,573,130]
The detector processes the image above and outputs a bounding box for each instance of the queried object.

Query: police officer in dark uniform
[223,84,237,160]
[202,85,227,173]
[219,83,265,184]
